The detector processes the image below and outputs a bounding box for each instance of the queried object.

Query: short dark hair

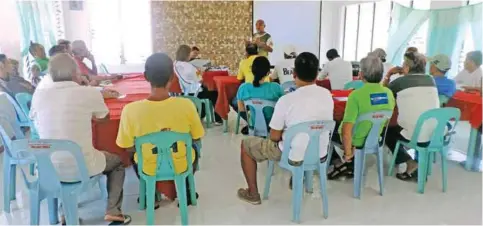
[48,45,66,57]
[192,46,200,52]
[294,52,319,82]
[144,53,174,88]
[246,43,258,56]
[29,42,42,55]
[58,39,71,45]
[251,56,271,87]
[326,49,339,60]
[0,54,7,64]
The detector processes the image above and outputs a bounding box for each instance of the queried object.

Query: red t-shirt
[74,56,90,76]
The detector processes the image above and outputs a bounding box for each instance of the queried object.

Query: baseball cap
[428,54,451,71]
[283,45,296,55]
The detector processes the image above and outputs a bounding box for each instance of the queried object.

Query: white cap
[283,45,296,55]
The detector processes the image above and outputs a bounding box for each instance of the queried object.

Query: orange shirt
[74,56,90,76]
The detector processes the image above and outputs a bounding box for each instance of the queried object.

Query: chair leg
[187,174,197,206]
[326,145,333,172]
[47,197,59,224]
[203,101,212,128]
[318,164,329,219]
[235,112,241,134]
[138,178,146,210]
[175,177,189,226]
[387,141,401,176]
[3,161,13,213]
[145,179,156,225]
[263,161,275,200]
[29,164,35,176]
[29,192,40,225]
[61,195,80,225]
[304,171,314,193]
[417,152,429,194]
[291,170,304,223]
[376,150,384,196]
[223,120,228,133]
[353,149,365,199]
[98,177,107,200]
[441,148,448,192]
[427,152,433,176]
[465,128,478,171]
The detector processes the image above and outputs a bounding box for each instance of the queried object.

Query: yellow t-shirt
[237,55,270,83]
[116,97,205,176]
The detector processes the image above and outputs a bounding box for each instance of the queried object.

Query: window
[342,4,359,61]
[406,0,430,55]
[356,3,375,60]
[88,0,152,65]
[458,0,482,71]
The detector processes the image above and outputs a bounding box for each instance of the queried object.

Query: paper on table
[118,94,127,99]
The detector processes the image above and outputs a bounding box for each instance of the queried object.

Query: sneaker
[237,188,261,205]
[241,126,249,135]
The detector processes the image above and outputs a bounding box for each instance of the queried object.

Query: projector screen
[253,1,322,64]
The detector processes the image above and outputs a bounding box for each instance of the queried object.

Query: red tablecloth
[203,71,229,91]
[447,91,482,129]
[91,74,178,199]
[332,90,352,121]
[214,76,241,120]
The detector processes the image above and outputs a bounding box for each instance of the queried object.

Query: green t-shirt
[35,58,49,72]
[339,83,395,147]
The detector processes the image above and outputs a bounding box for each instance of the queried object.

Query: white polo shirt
[454,67,482,88]
[319,57,353,90]
[30,81,108,182]
[270,58,295,84]
[269,84,334,161]
[35,74,53,90]
[173,61,201,94]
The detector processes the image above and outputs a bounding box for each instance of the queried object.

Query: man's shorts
[242,136,281,162]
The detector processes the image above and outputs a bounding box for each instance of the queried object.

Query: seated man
[237,43,260,84]
[71,40,121,85]
[454,50,482,93]
[318,49,353,90]
[237,56,284,134]
[0,54,34,96]
[383,51,440,181]
[270,45,296,85]
[428,54,456,99]
[329,55,395,179]
[189,46,200,61]
[116,52,204,206]
[237,52,334,204]
[30,53,130,224]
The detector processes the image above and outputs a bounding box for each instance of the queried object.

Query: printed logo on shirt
[282,68,293,76]
[370,93,389,105]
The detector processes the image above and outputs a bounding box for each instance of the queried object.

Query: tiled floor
[0,117,481,225]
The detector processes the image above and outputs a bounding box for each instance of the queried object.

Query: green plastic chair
[387,107,461,194]
[179,95,214,128]
[343,80,364,90]
[135,131,197,225]
[179,96,202,117]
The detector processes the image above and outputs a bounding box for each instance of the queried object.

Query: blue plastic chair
[281,81,296,93]
[388,107,461,194]
[0,114,31,213]
[328,110,393,199]
[15,93,39,139]
[135,131,197,225]
[235,99,276,136]
[4,92,30,127]
[263,120,335,223]
[12,139,103,225]
[343,80,364,90]
[180,83,215,128]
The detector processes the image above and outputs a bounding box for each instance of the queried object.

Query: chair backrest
[12,139,91,194]
[179,96,202,117]
[353,110,393,153]
[134,131,194,176]
[2,92,29,124]
[15,92,33,119]
[281,81,296,92]
[243,99,276,137]
[409,107,461,148]
[438,95,450,107]
[280,120,335,169]
[0,115,23,157]
[343,80,364,90]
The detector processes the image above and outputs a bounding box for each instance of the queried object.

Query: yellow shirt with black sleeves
[237,55,270,83]
[116,97,205,176]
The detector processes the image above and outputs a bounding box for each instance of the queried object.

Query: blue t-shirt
[433,76,456,98]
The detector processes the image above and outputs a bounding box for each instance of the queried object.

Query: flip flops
[108,215,132,225]
[328,161,354,180]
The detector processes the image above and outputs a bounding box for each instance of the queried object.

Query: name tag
[370,93,389,105]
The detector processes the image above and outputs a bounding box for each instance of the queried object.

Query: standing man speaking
[248,19,273,58]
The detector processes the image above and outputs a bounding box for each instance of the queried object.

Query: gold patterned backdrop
[151,1,253,71]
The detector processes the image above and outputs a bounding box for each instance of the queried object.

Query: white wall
[0,0,21,60]
[253,1,322,63]
[62,1,92,49]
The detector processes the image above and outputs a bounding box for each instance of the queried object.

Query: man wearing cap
[251,19,273,58]
[455,50,482,93]
[428,54,456,99]
[369,48,393,78]
[270,45,296,85]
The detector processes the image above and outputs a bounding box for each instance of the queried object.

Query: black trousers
[195,87,222,122]
[384,125,414,165]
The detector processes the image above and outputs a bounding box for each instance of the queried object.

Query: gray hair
[403,51,426,74]
[360,55,384,83]
[467,51,482,67]
[48,53,79,82]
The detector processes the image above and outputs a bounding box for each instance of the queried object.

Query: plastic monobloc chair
[388,107,461,194]
[328,110,392,199]
[12,139,103,225]
[343,80,364,90]
[263,120,335,223]
[15,92,39,139]
[135,131,198,225]
[4,92,30,127]
[281,81,296,93]
[235,99,275,136]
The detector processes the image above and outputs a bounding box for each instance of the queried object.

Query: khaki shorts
[242,136,281,162]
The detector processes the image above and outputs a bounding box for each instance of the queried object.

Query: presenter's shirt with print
[253,32,273,57]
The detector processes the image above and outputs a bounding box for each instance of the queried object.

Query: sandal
[328,161,354,180]
[107,215,132,225]
[237,188,261,205]
[137,197,161,210]
[396,169,419,182]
